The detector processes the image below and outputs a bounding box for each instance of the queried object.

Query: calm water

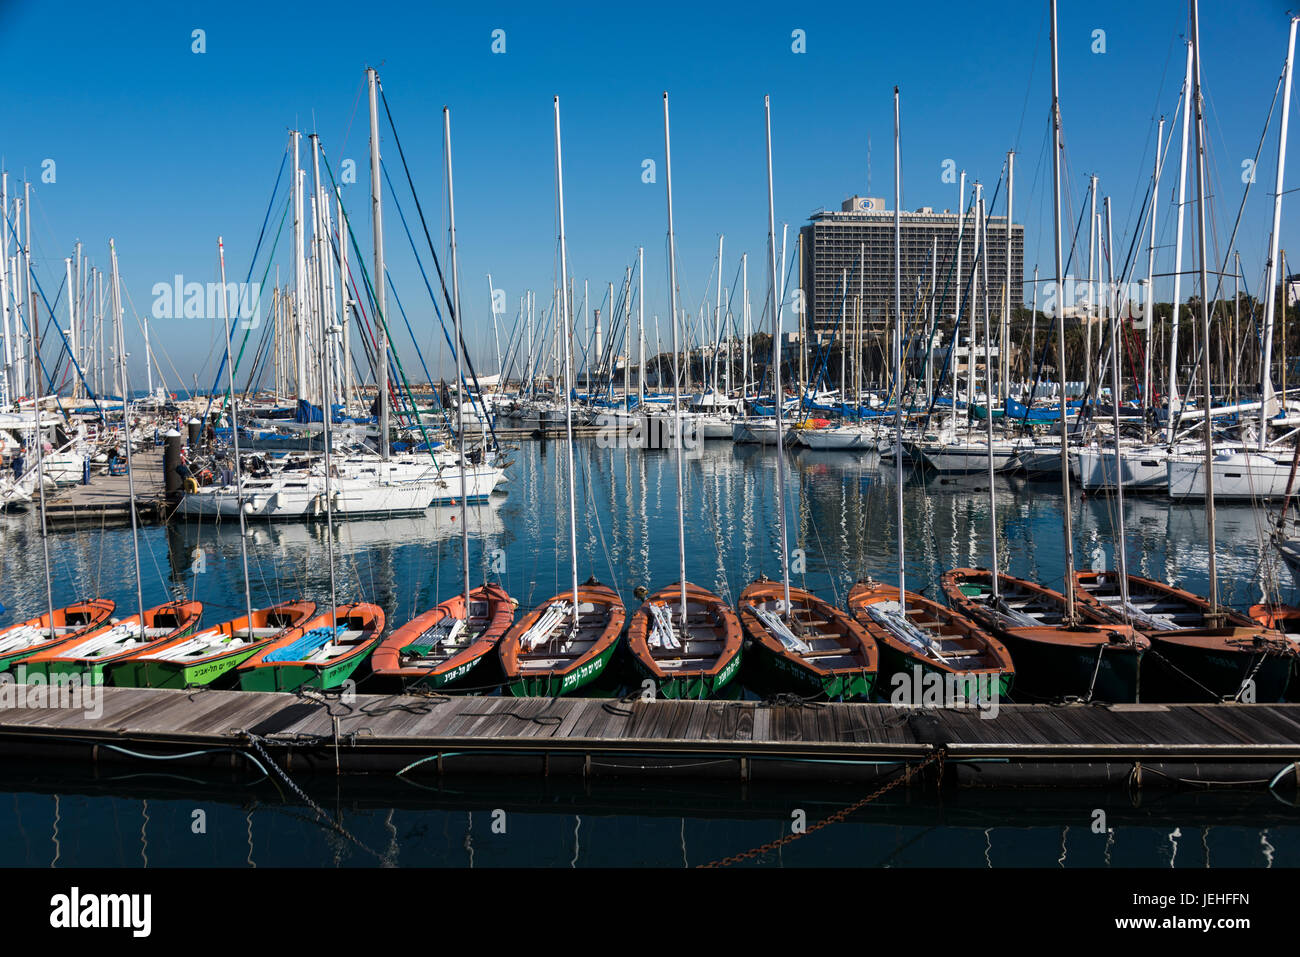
[0,440,1296,866]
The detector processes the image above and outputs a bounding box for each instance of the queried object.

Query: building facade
[799,196,1024,343]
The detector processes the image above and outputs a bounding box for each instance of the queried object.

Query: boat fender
[183,477,199,494]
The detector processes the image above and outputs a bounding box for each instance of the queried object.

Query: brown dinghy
[736,576,876,700]
[847,578,1014,701]
[1074,570,1296,702]
[625,581,743,699]
[941,568,1146,702]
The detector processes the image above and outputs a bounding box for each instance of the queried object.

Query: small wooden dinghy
[0,599,116,673]
[625,581,743,699]
[498,578,624,697]
[847,579,1014,700]
[107,600,317,688]
[237,603,385,692]
[22,600,204,683]
[737,577,877,701]
[941,569,1146,703]
[1074,571,1296,702]
[370,584,515,689]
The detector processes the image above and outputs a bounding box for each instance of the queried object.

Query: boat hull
[369,584,515,689]
[499,582,625,697]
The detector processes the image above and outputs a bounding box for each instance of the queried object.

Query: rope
[699,748,945,868]
[239,730,393,864]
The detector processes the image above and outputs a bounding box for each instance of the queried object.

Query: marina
[1,0,1299,886]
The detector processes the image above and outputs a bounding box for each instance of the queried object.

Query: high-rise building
[799,196,1024,343]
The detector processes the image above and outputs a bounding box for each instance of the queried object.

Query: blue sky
[2,0,1298,387]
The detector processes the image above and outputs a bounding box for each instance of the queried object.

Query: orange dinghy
[0,599,116,673]
[237,602,385,693]
[737,576,877,701]
[498,578,624,697]
[22,600,203,683]
[847,579,1014,700]
[625,581,743,699]
[371,584,516,689]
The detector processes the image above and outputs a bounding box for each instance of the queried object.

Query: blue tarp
[292,399,376,425]
[263,626,342,664]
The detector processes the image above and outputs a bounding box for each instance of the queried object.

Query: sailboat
[848,91,1014,701]
[940,6,1147,705]
[0,601,115,673]
[1168,14,1299,502]
[624,93,743,701]
[237,602,385,692]
[236,119,393,692]
[26,237,205,683]
[369,106,517,692]
[23,600,204,683]
[496,96,625,698]
[1074,570,1295,700]
[942,569,1145,701]
[109,600,316,688]
[737,95,877,702]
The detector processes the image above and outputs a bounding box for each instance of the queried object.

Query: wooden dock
[1,686,1298,789]
[42,450,168,528]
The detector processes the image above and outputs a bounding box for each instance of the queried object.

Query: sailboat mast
[1003,150,1014,400]
[1170,42,1194,427]
[981,195,1000,597]
[894,87,906,611]
[29,259,54,633]
[109,239,145,626]
[291,131,307,402]
[1189,0,1218,615]
[663,93,689,624]
[554,96,580,627]
[1260,16,1298,450]
[310,135,339,626]
[218,237,254,628]
[765,95,792,616]
[638,246,645,403]
[367,68,390,462]
[444,107,472,601]
[741,253,749,397]
[714,235,723,400]
[1103,198,1131,612]
[1049,0,1078,621]
[1144,117,1164,435]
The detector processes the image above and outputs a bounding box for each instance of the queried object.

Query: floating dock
[42,450,168,527]
[1,686,1297,790]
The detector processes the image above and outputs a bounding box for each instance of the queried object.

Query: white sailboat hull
[1166,452,1296,500]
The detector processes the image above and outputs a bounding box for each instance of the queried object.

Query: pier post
[163,429,183,501]
[187,417,200,448]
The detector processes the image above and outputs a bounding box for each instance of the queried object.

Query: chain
[241,731,392,865]
[697,748,944,868]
